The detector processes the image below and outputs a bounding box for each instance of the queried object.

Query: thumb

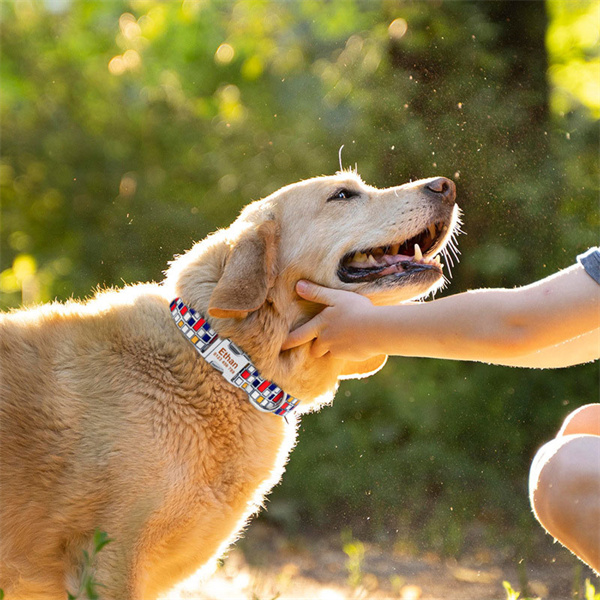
[295,280,354,307]
[281,313,325,351]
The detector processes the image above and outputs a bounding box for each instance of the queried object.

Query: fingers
[280,282,340,350]
[282,281,357,353]
[281,315,323,350]
[295,280,355,307]
[309,338,330,358]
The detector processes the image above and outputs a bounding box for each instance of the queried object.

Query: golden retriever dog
[0,171,459,599]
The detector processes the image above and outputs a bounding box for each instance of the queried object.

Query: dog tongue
[379,262,407,275]
[346,251,413,269]
[383,253,412,265]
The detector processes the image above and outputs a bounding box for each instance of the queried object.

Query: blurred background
[1,0,599,593]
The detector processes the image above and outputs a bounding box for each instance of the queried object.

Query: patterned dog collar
[169,298,300,417]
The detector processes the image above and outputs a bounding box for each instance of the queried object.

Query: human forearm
[283,286,532,362]
[283,264,600,368]
[492,330,600,369]
[364,265,600,364]
[362,294,531,362]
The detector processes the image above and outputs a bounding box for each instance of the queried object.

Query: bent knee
[559,403,600,437]
[530,435,600,513]
[529,435,600,569]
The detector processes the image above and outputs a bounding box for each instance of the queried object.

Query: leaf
[503,581,520,600]
[93,529,113,554]
[585,578,600,600]
[85,576,99,600]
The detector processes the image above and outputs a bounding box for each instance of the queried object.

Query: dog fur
[0,172,458,599]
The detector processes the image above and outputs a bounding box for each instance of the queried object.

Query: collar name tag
[170,298,300,417]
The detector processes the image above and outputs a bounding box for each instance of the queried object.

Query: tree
[1,0,597,556]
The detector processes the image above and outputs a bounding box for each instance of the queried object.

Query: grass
[0,529,111,600]
[67,529,113,600]
[503,577,600,600]
[503,580,538,600]
[585,579,600,600]
[341,529,366,588]
[2,528,598,599]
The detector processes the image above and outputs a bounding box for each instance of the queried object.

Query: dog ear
[208,220,278,319]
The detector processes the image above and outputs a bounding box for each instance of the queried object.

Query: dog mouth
[338,213,458,284]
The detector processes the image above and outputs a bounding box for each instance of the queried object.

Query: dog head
[166,172,460,407]
[207,172,459,312]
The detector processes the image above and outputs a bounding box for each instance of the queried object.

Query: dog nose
[425,177,456,204]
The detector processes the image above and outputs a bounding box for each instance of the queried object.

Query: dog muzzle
[169,298,300,418]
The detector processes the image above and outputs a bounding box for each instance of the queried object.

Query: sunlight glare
[316,588,347,600]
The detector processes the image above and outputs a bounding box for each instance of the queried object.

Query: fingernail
[297,280,309,293]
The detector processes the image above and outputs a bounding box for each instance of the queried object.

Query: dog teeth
[431,255,444,268]
[350,247,403,267]
[428,224,437,239]
[414,243,423,261]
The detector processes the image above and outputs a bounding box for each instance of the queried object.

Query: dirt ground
[164,522,599,600]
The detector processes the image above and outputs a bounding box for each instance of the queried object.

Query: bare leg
[529,404,600,573]
[558,403,600,437]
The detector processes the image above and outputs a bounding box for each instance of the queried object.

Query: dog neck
[164,240,343,410]
[169,297,300,417]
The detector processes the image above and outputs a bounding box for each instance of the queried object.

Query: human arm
[282,263,600,368]
[494,329,599,368]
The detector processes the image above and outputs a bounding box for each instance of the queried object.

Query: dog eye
[327,188,359,201]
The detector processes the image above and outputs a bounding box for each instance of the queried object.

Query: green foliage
[503,580,521,600]
[503,580,540,600]
[67,530,113,600]
[342,529,366,587]
[586,578,600,600]
[2,0,597,307]
[504,576,600,600]
[274,358,597,555]
[1,0,598,562]
[546,0,600,118]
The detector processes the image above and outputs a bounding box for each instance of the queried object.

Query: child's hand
[282,280,378,360]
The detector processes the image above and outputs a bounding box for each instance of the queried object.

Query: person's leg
[529,405,600,573]
[558,403,600,437]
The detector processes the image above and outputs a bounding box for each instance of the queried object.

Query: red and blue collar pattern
[169,298,300,417]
